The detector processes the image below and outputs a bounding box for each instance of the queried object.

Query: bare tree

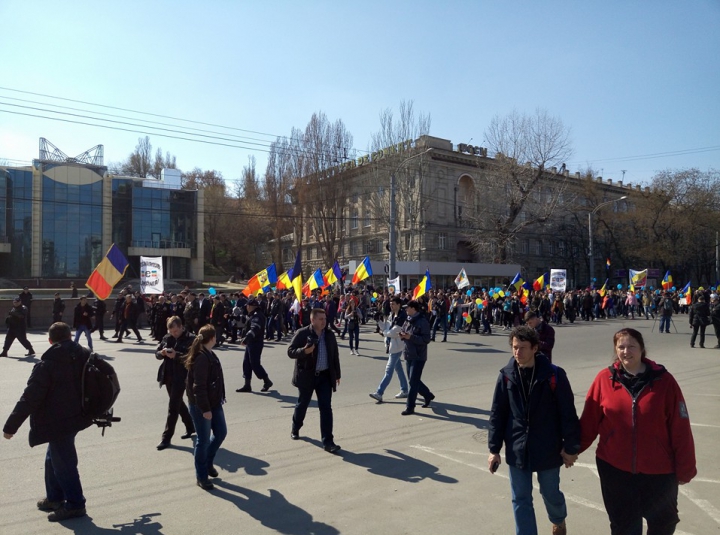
[263,138,296,268]
[295,112,353,268]
[366,100,432,261]
[114,136,177,178]
[465,109,573,262]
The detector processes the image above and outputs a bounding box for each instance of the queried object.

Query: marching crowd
[0,281,704,533]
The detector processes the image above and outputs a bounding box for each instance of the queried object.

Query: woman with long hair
[185,325,227,490]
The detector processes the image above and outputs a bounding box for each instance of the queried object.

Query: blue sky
[1,0,718,188]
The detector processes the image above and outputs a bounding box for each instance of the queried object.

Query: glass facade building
[0,160,203,282]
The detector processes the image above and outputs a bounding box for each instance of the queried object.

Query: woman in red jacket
[577,328,696,534]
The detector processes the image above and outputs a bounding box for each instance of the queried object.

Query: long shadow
[212,480,340,535]
[115,347,157,354]
[339,447,457,484]
[421,402,491,429]
[265,390,316,409]
[3,354,40,363]
[58,512,164,534]
[171,446,270,476]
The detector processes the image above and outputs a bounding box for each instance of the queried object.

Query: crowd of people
[0,280,704,533]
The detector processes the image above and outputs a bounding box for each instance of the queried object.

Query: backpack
[663,298,673,312]
[81,352,121,435]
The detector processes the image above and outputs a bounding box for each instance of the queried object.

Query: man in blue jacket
[3,322,93,522]
[487,326,580,535]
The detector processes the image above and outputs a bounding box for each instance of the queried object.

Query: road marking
[691,423,720,429]
[680,487,720,526]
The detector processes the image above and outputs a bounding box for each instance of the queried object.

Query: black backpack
[81,352,121,435]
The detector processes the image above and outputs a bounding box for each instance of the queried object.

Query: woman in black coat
[185,325,227,490]
[689,295,710,348]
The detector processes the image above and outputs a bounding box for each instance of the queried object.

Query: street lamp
[588,195,627,286]
[389,148,432,281]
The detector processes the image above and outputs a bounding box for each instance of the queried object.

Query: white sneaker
[369,392,382,402]
[350,349,357,355]
[395,391,409,399]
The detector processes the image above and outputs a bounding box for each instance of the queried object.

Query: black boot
[261,377,273,392]
[236,379,252,393]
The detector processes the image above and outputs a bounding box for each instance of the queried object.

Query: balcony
[128,240,192,258]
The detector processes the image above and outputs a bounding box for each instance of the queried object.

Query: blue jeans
[405,359,431,411]
[189,403,227,481]
[74,325,93,351]
[508,465,566,535]
[376,351,408,395]
[659,316,671,332]
[45,432,85,510]
[432,314,448,340]
[348,323,359,351]
[292,371,335,447]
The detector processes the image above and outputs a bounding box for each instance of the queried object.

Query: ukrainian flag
[86,244,129,300]
[308,268,326,291]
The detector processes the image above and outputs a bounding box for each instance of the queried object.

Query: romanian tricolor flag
[680,281,691,300]
[599,279,608,297]
[532,273,548,292]
[662,271,673,290]
[325,261,342,286]
[352,256,373,284]
[242,263,278,296]
[413,269,432,300]
[289,250,303,301]
[509,272,524,292]
[308,268,326,292]
[276,270,292,290]
[85,244,129,300]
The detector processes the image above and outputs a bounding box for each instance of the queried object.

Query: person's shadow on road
[212,480,339,535]
[172,446,269,476]
[340,448,458,484]
[58,512,164,534]
[422,402,491,429]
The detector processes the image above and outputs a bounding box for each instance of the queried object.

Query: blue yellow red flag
[85,244,129,300]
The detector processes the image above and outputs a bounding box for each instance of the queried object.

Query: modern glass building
[0,145,204,281]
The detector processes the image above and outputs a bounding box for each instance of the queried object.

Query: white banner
[140,256,164,294]
[454,267,470,289]
[387,276,400,294]
[550,269,567,292]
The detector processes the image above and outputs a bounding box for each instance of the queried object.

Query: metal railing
[130,240,189,249]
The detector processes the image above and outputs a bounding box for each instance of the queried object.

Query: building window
[547,241,555,255]
[438,232,447,250]
[351,209,359,229]
[404,233,411,250]
[364,240,376,254]
[351,194,359,204]
[520,240,529,254]
[533,240,542,256]
[350,240,359,256]
[364,207,372,227]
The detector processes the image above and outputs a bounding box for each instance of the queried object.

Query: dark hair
[509,325,539,348]
[406,300,422,310]
[310,307,327,318]
[524,310,539,322]
[391,296,402,305]
[167,315,183,329]
[185,325,216,370]
[49,322,72,343]
[613,328,646,361]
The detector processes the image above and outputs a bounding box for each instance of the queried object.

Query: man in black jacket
[487,326,580,535]
[155,316,195,450]
[1,297,35,357]
[399,300,435,415]
[236,298,272,393]
[287,307,341,453]
[3,323,92,521]
[52,293,66,323]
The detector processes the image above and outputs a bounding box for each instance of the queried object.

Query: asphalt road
[1,315,718,535]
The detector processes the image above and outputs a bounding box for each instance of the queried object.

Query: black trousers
[118,319,141,341]
[2,328,33,353]
[292,371,334,447]
[690,324,706,347]
[243,344,268,381]
[597,457,679,535]
[162,382,194,442]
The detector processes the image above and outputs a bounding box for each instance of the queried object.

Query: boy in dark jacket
[3,323,92,521]
[487,325,580,535]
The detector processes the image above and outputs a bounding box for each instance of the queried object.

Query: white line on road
[680,487,720,526]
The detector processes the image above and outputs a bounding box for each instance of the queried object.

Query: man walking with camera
[3,322,94,521]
